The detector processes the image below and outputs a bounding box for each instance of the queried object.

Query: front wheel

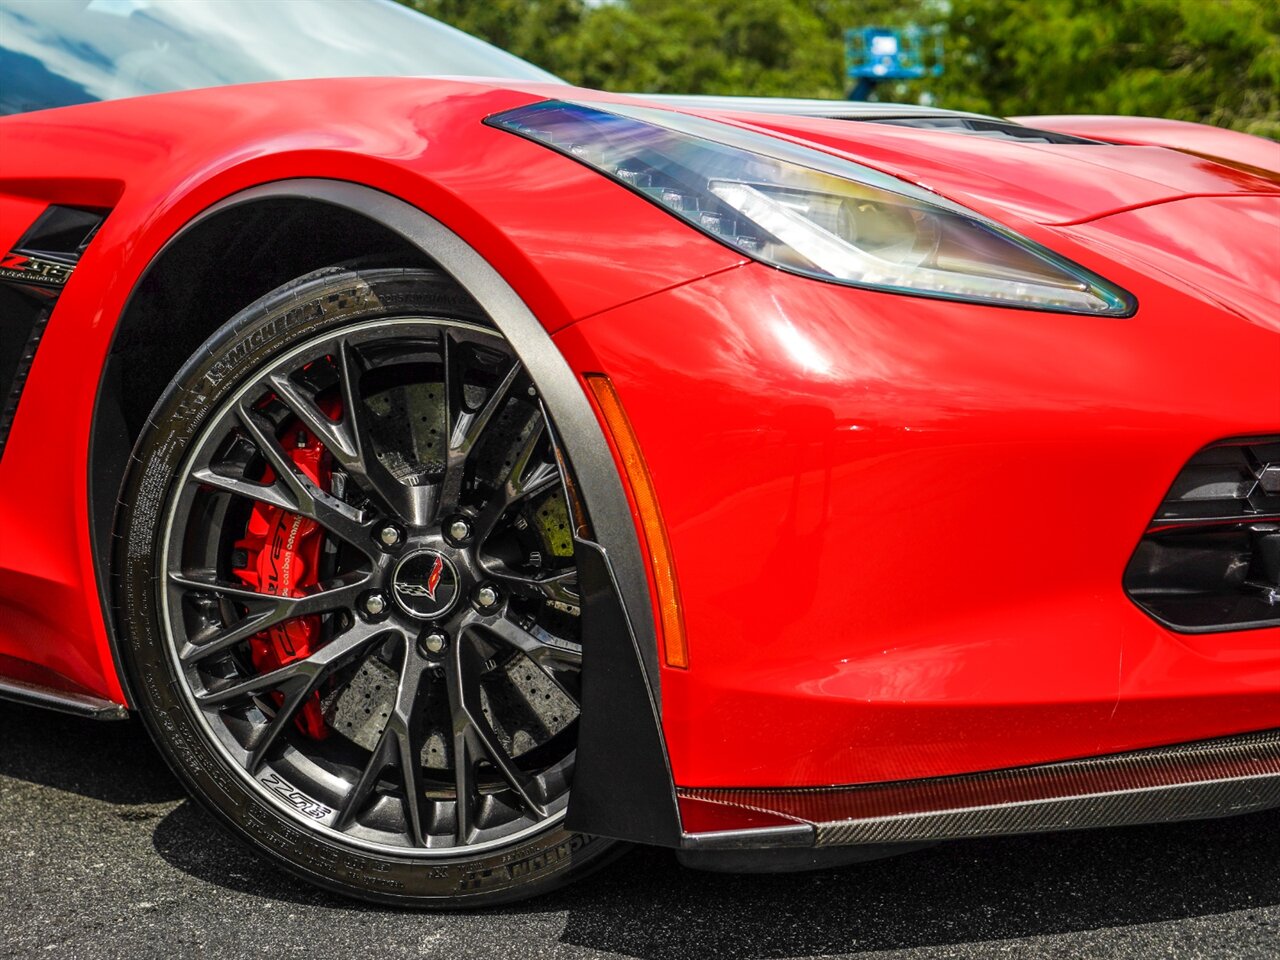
[113,267,620,906]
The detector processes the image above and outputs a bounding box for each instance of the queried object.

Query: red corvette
[1,0,1278,907]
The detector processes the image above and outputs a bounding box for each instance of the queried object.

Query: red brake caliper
[231,399,340,741]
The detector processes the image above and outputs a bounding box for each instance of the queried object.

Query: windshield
[0,0,562,116]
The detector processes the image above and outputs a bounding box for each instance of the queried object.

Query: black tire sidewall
[112,267,618,907]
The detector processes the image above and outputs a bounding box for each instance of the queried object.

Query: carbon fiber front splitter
[678,728,1280,851]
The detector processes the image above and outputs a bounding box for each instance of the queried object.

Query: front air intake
[1124,436,1280,632]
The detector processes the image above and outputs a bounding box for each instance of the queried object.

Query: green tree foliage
[937,0,1280,137]
[402,0,1279,136]
[404,0,929,97]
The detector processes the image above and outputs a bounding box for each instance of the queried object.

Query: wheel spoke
[245,675,317,774]
[398,711,432,847]
[335,338,434,527]
[195,618,390,709]
[446,631,549,836]
[437,331,521,522]
[335,711,400,831]
[191,465,296,515]
[267,370,359,465]
[467,710,548,820]
[444,647,476,844]
[169,571,280,604]
[394,656,433,847]
[181,605,283,664]
[479,613,583,670]
[174,574,372,664]
[477,614,581,707]
[486,564,580,608]
[233,403,375,551]
[196,658,307,710]
[336,653,432,843]
[474,419,559,542]
[450,724,476,845]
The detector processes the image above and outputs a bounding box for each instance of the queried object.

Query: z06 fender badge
[0,251,75,288]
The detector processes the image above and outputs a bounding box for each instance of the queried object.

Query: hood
[637,94,996,123]
[619,95,1280,227]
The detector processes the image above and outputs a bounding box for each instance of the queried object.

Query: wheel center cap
[391,549,460,620]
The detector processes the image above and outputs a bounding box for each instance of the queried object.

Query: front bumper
[555,196,1280,796]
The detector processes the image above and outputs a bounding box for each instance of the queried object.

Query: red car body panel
[664,110,1280,226]
[1,78,1277,792]
[1017,114,1280,176]
[556,227,1280,787]
[0,78,747,704]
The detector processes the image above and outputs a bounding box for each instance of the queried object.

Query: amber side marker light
[583,373,689,668]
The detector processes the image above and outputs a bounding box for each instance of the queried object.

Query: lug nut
[378,525,402,548]
[448,519,472,543]
[475,584,500,610]
[362,592,387,617]
[420,631,449,656]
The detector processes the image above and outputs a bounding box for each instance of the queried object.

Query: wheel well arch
[103,196,436,445]
[88,180,680,845]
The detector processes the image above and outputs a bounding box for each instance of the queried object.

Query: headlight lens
[487,100,1135,316]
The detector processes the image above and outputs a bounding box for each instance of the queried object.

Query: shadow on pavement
[4,698,1278,956]
[0,700,183,805]
[541,811,1280,957]
[0,701,354,907]
[152,801,355,908]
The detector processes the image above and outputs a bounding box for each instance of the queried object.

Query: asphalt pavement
[2,699,1277,960]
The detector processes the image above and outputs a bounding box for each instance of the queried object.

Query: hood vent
[869,117,1103,145]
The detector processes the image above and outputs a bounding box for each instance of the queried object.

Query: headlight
[486,100,1135,316]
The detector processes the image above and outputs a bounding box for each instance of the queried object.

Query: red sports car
[1,0,1277,907]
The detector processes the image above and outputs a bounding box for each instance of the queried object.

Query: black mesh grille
[1124,436,1280,632]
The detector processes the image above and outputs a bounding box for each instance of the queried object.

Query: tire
[113,267,621,907]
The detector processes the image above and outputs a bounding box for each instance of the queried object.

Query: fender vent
[1124,436,1280,632]
[0,204,107,457]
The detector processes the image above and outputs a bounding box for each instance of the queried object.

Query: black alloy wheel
[114,267,621,905]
